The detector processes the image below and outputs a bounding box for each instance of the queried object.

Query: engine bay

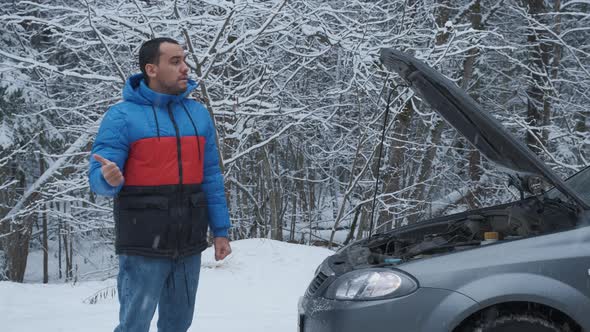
[337,196,580,269]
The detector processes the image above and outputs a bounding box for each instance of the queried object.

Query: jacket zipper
[167,104,183,185]
[167,104,183,259]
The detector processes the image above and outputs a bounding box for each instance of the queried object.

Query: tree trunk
[544,0,561,143]
[37,153,48,283]
[378,98,414,230]
[2,170,35,282]
[357,205,369,239]
[69,224,73,281]
[343,206,361,246]
[296,150,309,243]
[58,207,62,280]
[409,120,444,223]
[289,192,297,242]
[307,166,315,244]
[262,146,282,240]
[525,0,550,151]
[4,215,34,282]
[462,0,483,209]
[42,204,48,284]
[63,222,69,281]
[407,0,452,223]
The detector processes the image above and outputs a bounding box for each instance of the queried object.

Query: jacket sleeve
[201,106,231,238]
[88,106,129,197]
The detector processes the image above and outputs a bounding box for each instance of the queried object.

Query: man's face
[146,42,190,95]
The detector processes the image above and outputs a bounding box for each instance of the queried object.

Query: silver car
[298,49,590,332]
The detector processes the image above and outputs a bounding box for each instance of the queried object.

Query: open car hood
[379,48,589,210]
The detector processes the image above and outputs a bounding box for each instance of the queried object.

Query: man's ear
[145,63,158,79]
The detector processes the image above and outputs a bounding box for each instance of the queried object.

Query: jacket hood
[379,48,589,210]
[122,73,199,106]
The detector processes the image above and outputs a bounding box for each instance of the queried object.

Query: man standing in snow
[88,37,232,332]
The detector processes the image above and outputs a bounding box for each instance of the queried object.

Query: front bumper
[298,287,478,332]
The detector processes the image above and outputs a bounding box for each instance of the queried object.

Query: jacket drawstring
[180,102,202,161]
[150,105,161,141]
[167,101,184,258]
[179,102,197,306]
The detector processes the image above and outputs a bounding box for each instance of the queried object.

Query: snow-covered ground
[0,239,333,332]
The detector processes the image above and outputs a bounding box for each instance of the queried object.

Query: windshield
[545,166,590,206]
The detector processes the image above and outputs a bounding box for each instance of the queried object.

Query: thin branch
[83,0,126,83]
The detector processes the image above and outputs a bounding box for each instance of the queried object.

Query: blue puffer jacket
[89,73,230,257]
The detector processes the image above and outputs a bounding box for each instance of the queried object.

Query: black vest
[114,184,209,258]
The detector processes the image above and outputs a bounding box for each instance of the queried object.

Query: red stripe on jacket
[123,136,206,186]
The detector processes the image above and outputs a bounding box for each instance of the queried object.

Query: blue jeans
[114,254,202,332]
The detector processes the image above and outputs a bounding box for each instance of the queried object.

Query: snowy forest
[0,0,588,283]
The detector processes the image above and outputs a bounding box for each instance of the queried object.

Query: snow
[301,24,322,37]
[0,239,333,332]
[23,241,117,283]
[0,121,14,149]
[2,129,94,221]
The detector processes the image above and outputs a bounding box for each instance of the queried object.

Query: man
[88,37,232,332]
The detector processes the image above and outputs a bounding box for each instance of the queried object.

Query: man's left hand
[214,237,232,261]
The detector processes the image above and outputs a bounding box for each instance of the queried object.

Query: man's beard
[164,82,185,95]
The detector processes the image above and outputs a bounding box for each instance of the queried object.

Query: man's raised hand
[93,154,124,187]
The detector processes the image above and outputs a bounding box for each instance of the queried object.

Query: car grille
[307,271,329,295]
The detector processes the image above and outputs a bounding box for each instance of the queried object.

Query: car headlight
[325,268,417,301]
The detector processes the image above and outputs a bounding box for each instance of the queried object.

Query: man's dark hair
[138,37,179,81]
